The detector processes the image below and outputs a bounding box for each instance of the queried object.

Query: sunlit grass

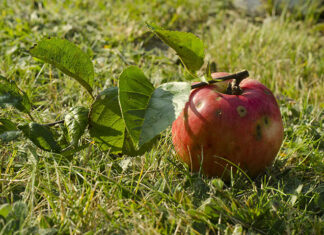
[0,0,323,234]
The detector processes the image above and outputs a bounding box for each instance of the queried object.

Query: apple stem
[191,70,249,91]
[232,79,243,95]
[226,72,248,95]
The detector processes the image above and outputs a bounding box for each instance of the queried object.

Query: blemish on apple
[195,101,204,110]
[237,105,247,117]
[215,109,222,117]
[264,116,270,125]
[255,124,262,140]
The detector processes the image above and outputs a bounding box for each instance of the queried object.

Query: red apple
[172,72,284,178]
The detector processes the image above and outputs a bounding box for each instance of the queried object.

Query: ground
[0,0,323,234]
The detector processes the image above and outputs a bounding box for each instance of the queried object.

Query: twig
[191,70,249,89]
[42,120,64,126]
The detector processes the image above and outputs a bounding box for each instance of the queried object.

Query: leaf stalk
[191,70,249,91]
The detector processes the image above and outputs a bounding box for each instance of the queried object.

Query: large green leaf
[147,23,204,75]
[119,66,191,148]
[118,66,155,147]
[89,87,126,153]
[18,122,61,153]
[64,106,89,147]
[139,82,191,146]
[29,38,94,95]
[0,75,32,113]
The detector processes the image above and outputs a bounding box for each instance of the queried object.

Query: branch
[191,70,249,89]
[42,120,64,127]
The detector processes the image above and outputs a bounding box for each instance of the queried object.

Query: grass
[0,0,323,234]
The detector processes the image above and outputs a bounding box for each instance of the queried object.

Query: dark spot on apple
[237,106,247,117]
[255,124,262,140]
[215,109,222,117]
[264,116,269,125]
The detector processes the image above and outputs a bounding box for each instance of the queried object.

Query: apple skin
[172,73,284,178]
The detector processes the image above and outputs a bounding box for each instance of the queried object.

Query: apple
[172,72,284,178]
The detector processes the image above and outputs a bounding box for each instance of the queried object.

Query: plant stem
[191,70,249,90]
[27,112,35,122]
[42,120,64,127]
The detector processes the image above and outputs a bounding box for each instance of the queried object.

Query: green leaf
[0,119,21,143]
[139,82,190,146]
[89,86,156,156]
[18,122,61,153]
[0,130,21,143]
[122,130,158,157]
[29,38,94,96]
[118,66,155,147]
[0,118,17,132]
[0,75,32,113]
[119,66,191,147]
[56,123,70,149]
[2,201,28,234]
[147,23,204,75]
[211,178,224,191]
[65,106,89,147]
[89,87,126,153]
[0,203,12,218]
[7,201,28,221]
